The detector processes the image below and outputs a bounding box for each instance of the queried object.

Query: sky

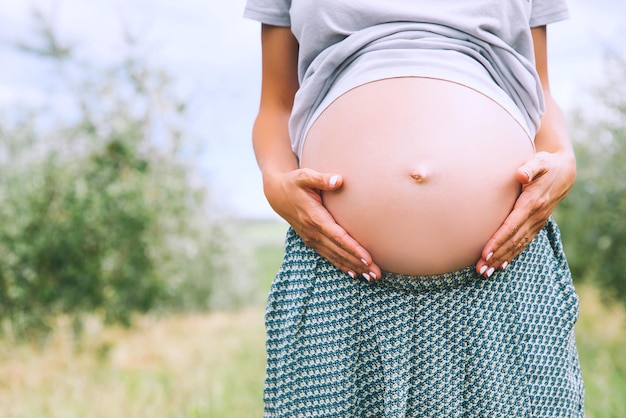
[1,0,625,219]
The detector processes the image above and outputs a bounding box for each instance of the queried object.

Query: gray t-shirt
[244,0,569,159]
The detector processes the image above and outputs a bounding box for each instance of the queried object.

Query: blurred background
[0,0,625,417]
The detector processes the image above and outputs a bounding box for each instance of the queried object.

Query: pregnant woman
[245,1,583,417]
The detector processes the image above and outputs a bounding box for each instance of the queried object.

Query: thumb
[324,174,343,190]
[297,168,344,191]
[516,157,547,185]
[516,165,533,185]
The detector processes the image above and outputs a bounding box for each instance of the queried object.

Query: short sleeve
[530,0,570,27]
[244,0,291,27]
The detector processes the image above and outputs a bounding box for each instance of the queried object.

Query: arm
[476,25,577,277]
[252,24,381,280]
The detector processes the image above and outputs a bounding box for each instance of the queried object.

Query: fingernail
[348,270,356,279]
[362,272,372,282]
[369,271,377,280]
[486,267,495,278]
[501,261,509,270]
[329,175,339,187]
[486,252,494,262]
[361,258,369,266]
[480,265,488,275]
[522,169,532,181]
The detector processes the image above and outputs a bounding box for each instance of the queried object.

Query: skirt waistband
[376,264,480,292]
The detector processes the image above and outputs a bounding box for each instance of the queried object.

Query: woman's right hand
[264,167,382,281]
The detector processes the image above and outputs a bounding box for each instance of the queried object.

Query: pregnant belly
[300,77,535,276]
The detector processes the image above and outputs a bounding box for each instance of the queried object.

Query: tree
[555,54,626,308]
[0,10,245,338]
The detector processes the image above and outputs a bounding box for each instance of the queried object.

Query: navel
[408,166,430,184]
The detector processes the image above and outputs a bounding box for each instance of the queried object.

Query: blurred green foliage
[555,55,626,309]
[0,12,244,338]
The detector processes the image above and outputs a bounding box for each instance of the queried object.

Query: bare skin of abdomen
[300,77,535,276]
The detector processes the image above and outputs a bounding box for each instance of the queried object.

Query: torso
[300,77,534,275]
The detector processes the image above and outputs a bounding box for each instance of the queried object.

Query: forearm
[533,91,577,185]
[253,23,300,183]
[251,108,303,216]
[252,109,298,176]
[530,25,576,168]
[535,92,574,156]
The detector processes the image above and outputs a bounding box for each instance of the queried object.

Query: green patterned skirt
[264,219,584,417]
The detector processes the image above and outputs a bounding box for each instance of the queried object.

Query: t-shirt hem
[530,9,570,28]
[243,7,291,27]
[294,53,536,159]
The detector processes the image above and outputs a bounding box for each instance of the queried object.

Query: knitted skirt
[264,218,584,417]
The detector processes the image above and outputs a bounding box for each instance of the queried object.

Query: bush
[0,12,244,338]
[555,55,626,309]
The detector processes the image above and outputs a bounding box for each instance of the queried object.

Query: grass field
[1,220,625,418]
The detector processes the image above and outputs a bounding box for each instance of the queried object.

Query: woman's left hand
[476,149,576,278]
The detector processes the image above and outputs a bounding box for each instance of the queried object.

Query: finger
[314,235,381,281]
[497,217,546,262]
[320,222,382,280]
[295,168,344,192]
[476,213,546,278]
[516,153,549,184]
[303,227,382,281]
[477,203,531,276]
[478,178,549,267]
[481,209,524,260]
[298,207,382,281]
